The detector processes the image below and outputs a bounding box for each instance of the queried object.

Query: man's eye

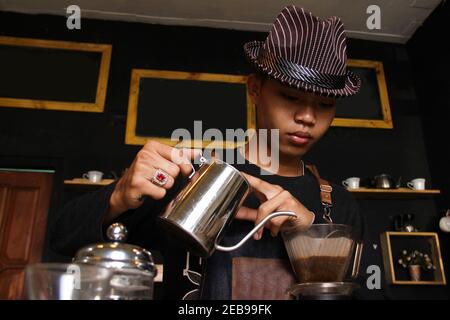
[319,102,335,109]
[281,92,298,101]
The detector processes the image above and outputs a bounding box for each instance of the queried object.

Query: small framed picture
[380,232,446,285]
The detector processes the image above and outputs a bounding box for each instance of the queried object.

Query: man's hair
[251,69,267,84]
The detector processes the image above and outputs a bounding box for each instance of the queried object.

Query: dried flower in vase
[398,250,436,271]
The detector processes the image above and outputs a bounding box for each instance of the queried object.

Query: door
[0,170,53,299]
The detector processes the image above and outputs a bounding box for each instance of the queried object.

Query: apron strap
[306,164,333,223]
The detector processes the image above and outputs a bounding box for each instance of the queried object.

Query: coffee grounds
[292,256,348,282]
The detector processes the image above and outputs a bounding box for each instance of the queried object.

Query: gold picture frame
[0,36,111,112]
[125,69,255,148]
[332,59,393,129]
[126,59,391,147]
[380,232,446,285]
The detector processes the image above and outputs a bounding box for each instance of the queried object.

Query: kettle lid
[73,223,156,276]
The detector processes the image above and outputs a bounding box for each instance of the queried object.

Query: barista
[51,5,364,299]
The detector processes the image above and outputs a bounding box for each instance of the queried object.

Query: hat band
[257,49,346,89]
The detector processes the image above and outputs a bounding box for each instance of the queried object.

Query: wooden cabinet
[0,171,53,299]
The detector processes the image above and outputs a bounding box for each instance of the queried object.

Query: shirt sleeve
[50,182,120,256]
[50,174,184,257]
[50,180,162,257]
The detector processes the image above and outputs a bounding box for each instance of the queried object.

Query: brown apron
[231,164,333,300]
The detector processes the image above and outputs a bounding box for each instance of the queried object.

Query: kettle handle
[188,155,207,179]
[214,211,297,252]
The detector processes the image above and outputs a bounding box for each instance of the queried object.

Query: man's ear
[247,73,262,104]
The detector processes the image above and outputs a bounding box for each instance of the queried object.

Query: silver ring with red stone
[151,169,169,187]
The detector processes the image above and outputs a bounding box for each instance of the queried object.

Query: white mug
[407,178,425,190]
[83,170,103,183]
[342,177,360,189]
[439,210,450,233]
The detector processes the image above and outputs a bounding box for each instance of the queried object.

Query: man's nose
[294,104,316,126]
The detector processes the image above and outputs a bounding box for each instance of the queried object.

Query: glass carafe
[26,263,154,300]
[25,263,112,300]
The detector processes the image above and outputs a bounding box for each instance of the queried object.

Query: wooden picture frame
[125,59,391,147]
[125,69,254,148]
[332,59,393,129]
[0,36,111,112]
[380,232,446,285]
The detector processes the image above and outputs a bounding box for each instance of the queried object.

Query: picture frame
[125,59,392,148]
[125,69,255,148]
[0,36,112,112]
[332,59,393,129]
[380,232,446,285]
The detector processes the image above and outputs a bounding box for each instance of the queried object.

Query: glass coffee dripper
[281,223,363,299]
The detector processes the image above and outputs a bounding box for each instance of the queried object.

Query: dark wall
[407,1,450,299]
[408,2,450,211]
[407,2,450,292]
[0,11,448,299]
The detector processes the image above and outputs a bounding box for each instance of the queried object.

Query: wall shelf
[64,178,115,187]
[349,187,440,199]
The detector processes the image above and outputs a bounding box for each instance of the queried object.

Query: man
[52,5,363,299]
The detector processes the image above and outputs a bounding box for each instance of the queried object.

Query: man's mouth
[287,131,312,146]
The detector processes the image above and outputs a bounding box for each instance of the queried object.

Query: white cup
[82,170,103,183]
[407,178,425,190]
[342,177,360,189]
[439,210,450,233]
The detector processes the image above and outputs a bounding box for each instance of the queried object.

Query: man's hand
[105,140,201,224]
[235,172,315,240]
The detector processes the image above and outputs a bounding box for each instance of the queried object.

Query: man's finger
[171,147,203,177]
[135,177,167,200]
[235,206,258,221]
[253,192,298,239]
[176,148,203,162]
[144,151,181,178]
[241,172,283,200]
[144,141,202,177]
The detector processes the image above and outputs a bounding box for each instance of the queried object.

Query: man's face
[248,74,336,158]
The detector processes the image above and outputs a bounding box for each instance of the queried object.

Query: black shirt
[51,159,363,300]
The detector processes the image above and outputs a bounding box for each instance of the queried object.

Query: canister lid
[73,223,156,277]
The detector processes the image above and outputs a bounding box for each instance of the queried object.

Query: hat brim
[244,41,361,98]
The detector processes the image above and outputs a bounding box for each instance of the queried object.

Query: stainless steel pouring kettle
[157,157,296,257]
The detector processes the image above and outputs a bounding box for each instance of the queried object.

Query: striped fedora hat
[244,5,361,98]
